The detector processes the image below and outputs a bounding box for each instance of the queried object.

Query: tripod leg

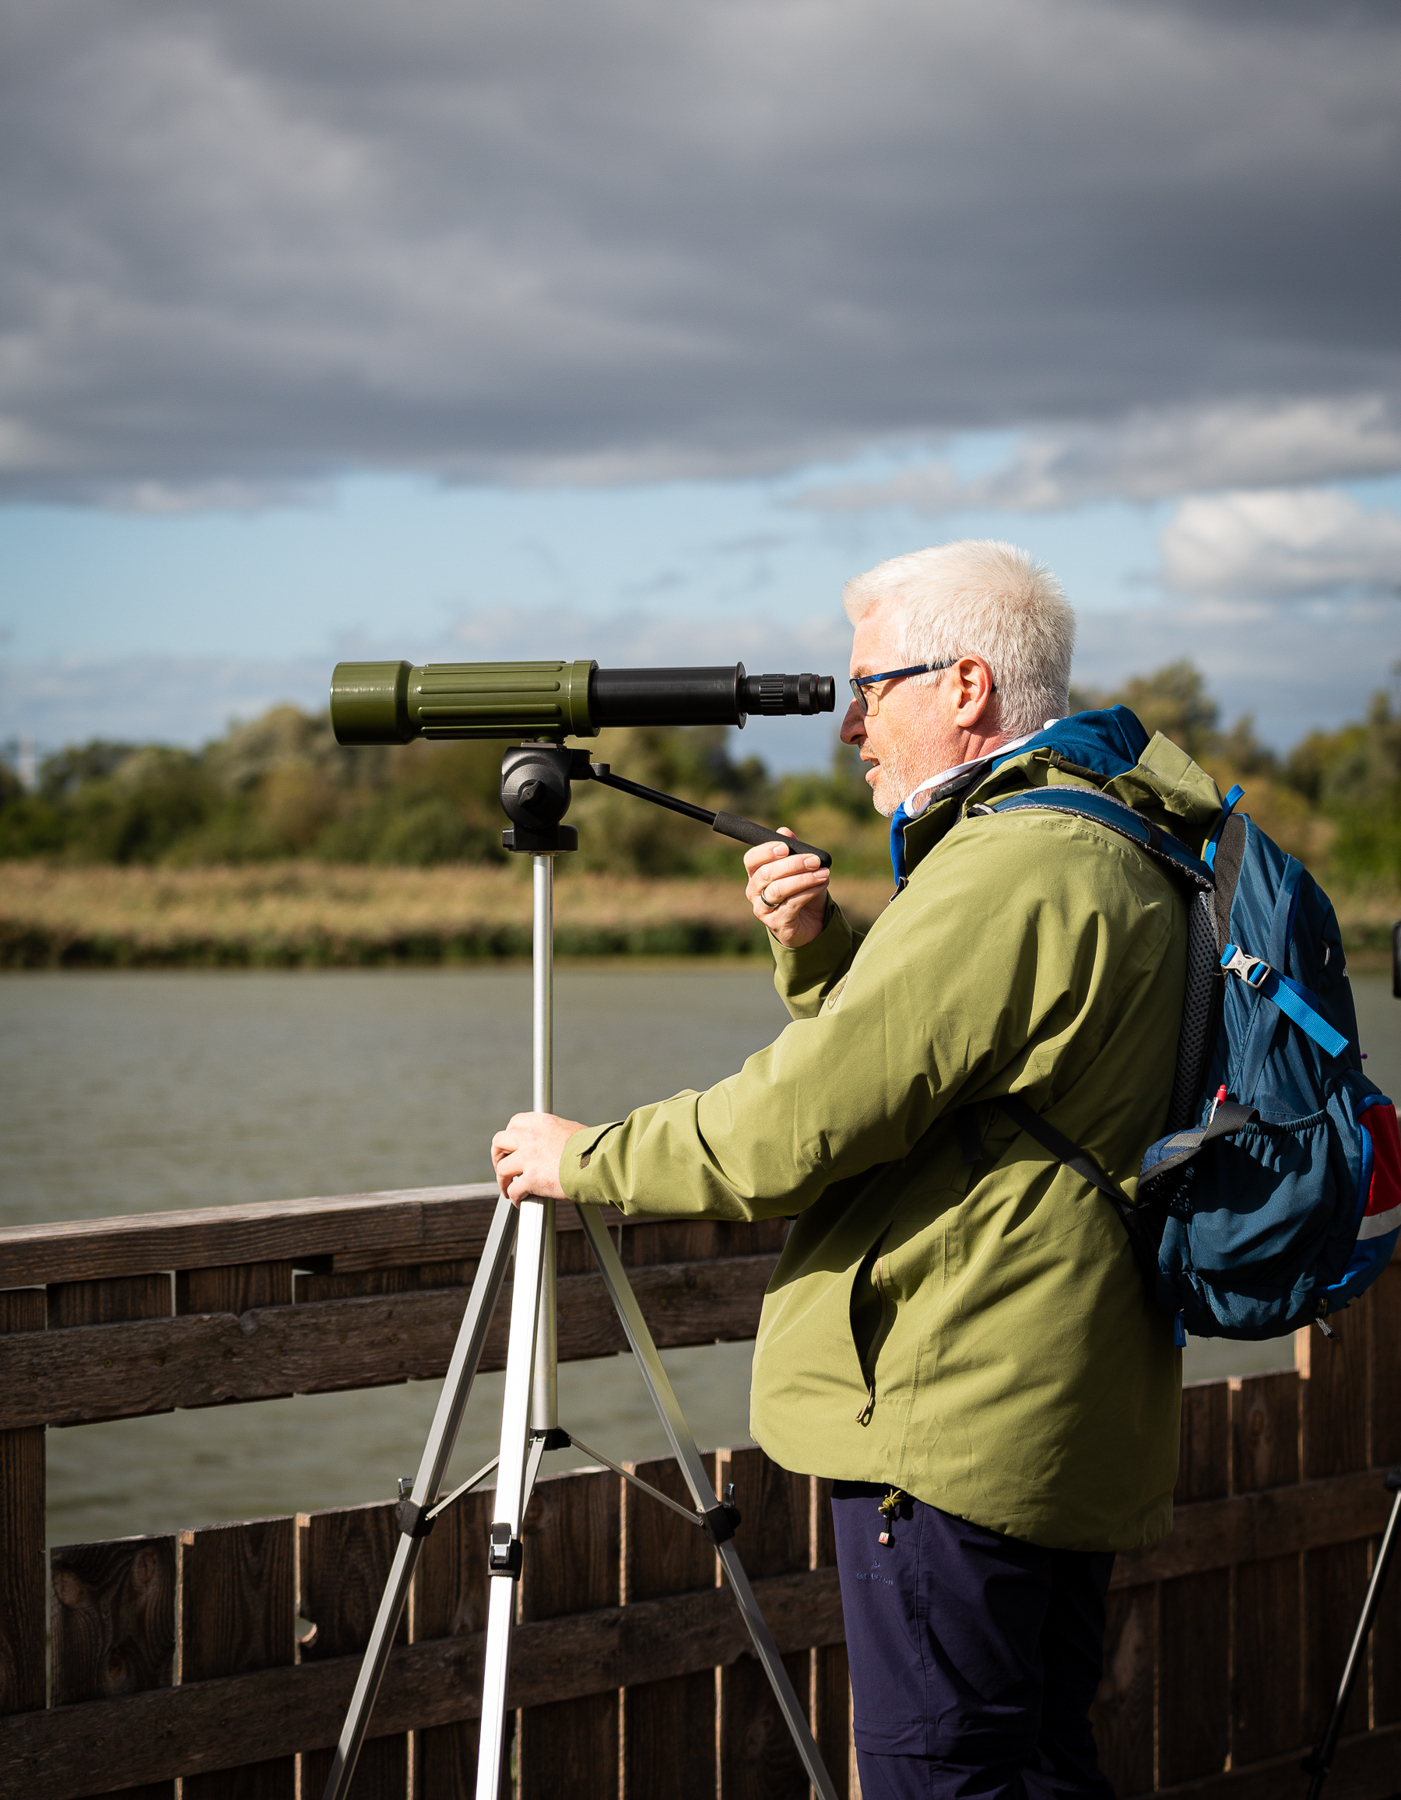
[319,1191,519,1800]
[575,1204,839,1800]
[475,1194,552,1800]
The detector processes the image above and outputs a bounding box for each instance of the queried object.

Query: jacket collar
[889,706,1152,885]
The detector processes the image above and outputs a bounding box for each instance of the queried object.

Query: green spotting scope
[329,660,836,744]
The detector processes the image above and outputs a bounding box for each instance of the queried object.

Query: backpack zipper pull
[1173,1312,1187,1348]
[855,1383,876,1426]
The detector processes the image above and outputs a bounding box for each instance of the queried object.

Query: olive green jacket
[562,730,1224,1551]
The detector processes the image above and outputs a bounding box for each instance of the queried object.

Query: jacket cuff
[560,1121,621,1201]
[771,898,856,1016]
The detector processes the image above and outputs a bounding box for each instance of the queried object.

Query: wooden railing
[2,1187,1401,1798]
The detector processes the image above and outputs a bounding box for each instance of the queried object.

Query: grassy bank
[3,860,1395,970]
[0,861,896,967]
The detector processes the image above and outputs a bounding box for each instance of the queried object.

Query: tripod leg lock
[488,1522,523,1579]
[700,1496,743,1545]
[394,1497,436,1539]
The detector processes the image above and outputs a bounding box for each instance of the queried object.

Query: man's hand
[491,1111,583,1205]
[744,829,830,948]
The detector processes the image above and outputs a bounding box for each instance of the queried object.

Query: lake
[3,964,1399,1545]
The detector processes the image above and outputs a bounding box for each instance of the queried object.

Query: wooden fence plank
[0,1188,629,1287]
[811,1476,853,1800]
[623,1221,722,1267]
[176,1262,293,1316]
[409,1484,495,1800]
[49,1536,176,1800]
[295,1260,475,1303]
[0,1565,847,1800]
[1090,1583,1156,1798]
[178,1516,297,1800]
[299,1502,407,1800]
[518,1466,622,1800]
[621,1455,718,1800]
[1229,1370,1303,1766]
[1158,1381,1231,1787]
[716,1446,811,1800]
[0,1186,497,1286]
[0,1288,45,1719]
[1300,1306,1373,1746]
[0,1253,779,1430]
[46,1273,170,1328]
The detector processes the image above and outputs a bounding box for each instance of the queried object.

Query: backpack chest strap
[1221,943,1349,1058]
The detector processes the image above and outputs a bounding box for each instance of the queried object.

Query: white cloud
[801,397,1401,514]
[1075,591,1398,747]
[1159,488,1401,598]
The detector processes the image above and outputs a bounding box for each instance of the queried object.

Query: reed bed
[0,861,896,967]
[2,861,1393,968]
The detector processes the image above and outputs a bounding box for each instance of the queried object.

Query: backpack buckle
[1222,944,1270,988]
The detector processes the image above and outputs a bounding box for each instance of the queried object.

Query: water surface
[3,967,1398,1543]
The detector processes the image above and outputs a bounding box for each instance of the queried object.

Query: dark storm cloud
[2,0,1400,498]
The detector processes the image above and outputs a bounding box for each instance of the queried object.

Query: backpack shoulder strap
[975,787,1213,891]
[978,784,1220,1130]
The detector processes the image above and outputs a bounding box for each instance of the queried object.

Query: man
[493,540,1222,1798]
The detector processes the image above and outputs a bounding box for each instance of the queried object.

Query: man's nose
[839,698,865,745]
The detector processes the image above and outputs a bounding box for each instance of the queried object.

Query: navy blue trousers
[831,1482,1116,1799]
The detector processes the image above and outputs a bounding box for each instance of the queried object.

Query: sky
[2,0,1400,772]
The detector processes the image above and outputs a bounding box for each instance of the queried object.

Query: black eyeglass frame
[848,658,996,717]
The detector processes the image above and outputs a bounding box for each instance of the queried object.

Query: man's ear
[953,656,997,728]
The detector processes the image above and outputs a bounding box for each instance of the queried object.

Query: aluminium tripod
[322,744,838,1800]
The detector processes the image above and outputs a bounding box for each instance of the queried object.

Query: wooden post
[1229,1369,1304,1765]
[177,1515,297,1800]
[1370,1261,1401,1728]
[810,1476,852,1800]
[715,1446,810,1800]
[50,1535,177,1800]
[1157,1380,1231,1786]
[620,1454,718,1800]
[47,1264,178,1800]
[410,1483,495,1800]
[518,1466,622,1800]
[1299,1305,1373,1743]
[0,1288,46,1719]
[298,1501,407,1800]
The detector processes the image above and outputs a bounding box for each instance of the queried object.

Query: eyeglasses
[848,658,997,718]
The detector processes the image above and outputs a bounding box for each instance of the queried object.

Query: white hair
[842,540,1075,737]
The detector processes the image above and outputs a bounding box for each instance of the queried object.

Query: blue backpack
[984,781,1401,1343]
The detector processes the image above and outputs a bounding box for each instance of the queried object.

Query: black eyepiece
[739,672,836,716]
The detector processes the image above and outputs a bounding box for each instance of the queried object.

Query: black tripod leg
[1304,1471,1401,1799]
[575,1203,840,1800]
[319,1191,519,1800]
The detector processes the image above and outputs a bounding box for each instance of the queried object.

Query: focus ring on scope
[758,673,786,715]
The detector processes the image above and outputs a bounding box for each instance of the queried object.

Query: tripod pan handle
[710,811,832,869]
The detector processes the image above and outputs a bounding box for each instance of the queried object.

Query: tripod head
[498,741,833,866]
